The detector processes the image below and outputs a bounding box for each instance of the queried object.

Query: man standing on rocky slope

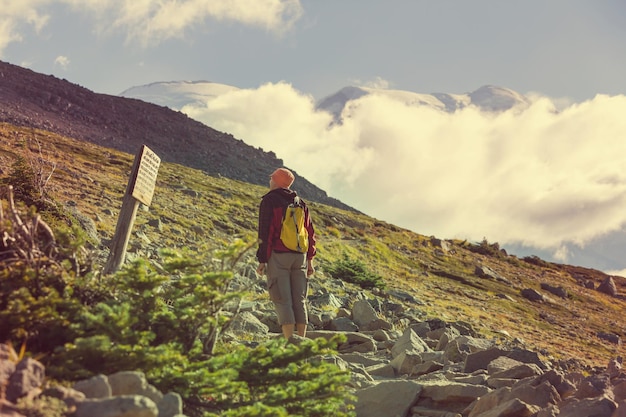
[256,168,316,339]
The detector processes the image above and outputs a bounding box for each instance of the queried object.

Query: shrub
[522,255,551,268]
[325,254,386,290]
[52,248,355,416]
[467,238,505,258]
[0,189,101,353]
[1,138,56,213]
[1,198,355,416]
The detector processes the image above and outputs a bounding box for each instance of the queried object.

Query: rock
[471,398,540,417]
[557,396,617,417]
[597,332,621,345]
[464,347,507,373]
[158,392,184,417]
[413,360,444,376]
[365,363,396,379]
[387,289,423,304]
[307,330,377,353]
[614,380,626,402]
[418,378,491,409]
[510,380,561,409]
[339,352,387,368]
[352,300,379,329]
[597,276,618,297]
[108,371,148,396]
[139,383,163,405]
[391,350,424,376]
[391,328,431,358]
[73,374,112,399]
[353,380,422,417]
[329,317,359,332]
[613,401,626,417]
[0,356,16,386]
[507,348,549,370]
[490,363,543,380]
[225,311,269,338]
[6,358,45,403]
[521,288,545,302]
[487,356,523,374]
[74,395,159,417]
[475,265,501,281]
[540,283,568,298]
[575,373,611,399]
[607,357,622,378]
[434,327,462,351]
[443,336,493,364]
[538,369,577,398]
[309,293,344,309]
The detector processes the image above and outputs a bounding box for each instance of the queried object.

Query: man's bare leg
[282,323,295,339]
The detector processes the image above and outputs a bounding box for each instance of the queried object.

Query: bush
[522,255,551,268]
[52,249,355,416]
[326,254,386,290]
[0,191,101,353]
[2,138,56,214]
[467,238,505,258]
[1,199,355,417]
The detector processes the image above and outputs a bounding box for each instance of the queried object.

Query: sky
[2,0,626,274]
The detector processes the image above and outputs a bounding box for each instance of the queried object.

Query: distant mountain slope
[119,81,530,122]
[0,60,353,211]
[120,81,240,108]
[317,84,530,121]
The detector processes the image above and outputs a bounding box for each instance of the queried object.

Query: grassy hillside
[1,122,624,369]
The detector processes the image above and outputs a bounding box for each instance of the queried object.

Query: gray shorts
[266,251,309,325]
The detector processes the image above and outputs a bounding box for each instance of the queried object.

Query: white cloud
[66,0,302,46]
[54,55,70,69]
[607,269,626,279]
[0,0,50,57]
[350,76,391,90]
[182,82,376,188]
[182,84,626,255]
[0,0,303,54]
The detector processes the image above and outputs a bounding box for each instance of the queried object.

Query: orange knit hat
[271,168,295,188]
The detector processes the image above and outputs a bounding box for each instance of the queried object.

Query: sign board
[103,144,161,275]
[130,145,161,206]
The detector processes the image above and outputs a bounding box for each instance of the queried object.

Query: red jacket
[256,188,316,263]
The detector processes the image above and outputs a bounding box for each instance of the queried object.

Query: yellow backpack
[280,196,309,253]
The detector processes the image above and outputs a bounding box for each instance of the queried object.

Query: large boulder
[354,380,422,417]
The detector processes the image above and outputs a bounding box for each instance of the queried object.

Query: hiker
[256,168,316,339]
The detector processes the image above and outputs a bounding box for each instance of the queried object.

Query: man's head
[270,168,295,189]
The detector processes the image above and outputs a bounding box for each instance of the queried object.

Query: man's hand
[307,260,315,277]
[257,263,267,276]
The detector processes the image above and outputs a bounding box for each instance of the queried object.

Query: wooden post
[103,145,160,275]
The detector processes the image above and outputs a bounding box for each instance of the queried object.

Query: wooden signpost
[103,145,161,275]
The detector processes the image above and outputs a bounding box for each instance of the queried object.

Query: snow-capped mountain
[120,81,240,109]
[120,81,530,118]
[315,84,530,120]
